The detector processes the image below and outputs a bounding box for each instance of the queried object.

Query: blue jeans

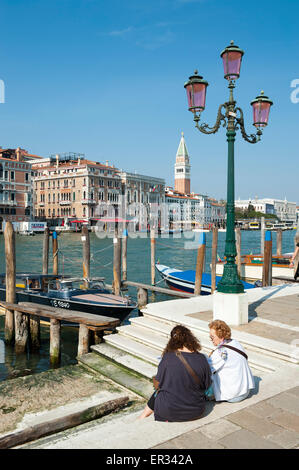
[227,391,250,403]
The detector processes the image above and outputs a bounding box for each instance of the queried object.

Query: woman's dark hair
[162,325,201,356]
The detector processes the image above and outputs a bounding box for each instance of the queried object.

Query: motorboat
[156,263,256,295]
[0,274,137,323]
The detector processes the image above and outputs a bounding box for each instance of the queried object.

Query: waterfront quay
[0,229,298,449]
[0,282,297,449]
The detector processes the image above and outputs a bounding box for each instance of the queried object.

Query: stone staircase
[77,308,295,398]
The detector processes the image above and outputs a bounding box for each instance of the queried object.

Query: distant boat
[156,263,256,295]
[19,230,35,236]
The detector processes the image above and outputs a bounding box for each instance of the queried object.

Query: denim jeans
[227,391,250,403]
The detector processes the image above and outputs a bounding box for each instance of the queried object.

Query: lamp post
[184,41,273,294]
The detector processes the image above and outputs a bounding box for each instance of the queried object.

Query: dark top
[154,351,211,422]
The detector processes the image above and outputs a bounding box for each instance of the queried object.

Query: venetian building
[174,132,191,195]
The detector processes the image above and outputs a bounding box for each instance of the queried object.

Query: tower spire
[174,131,191,194]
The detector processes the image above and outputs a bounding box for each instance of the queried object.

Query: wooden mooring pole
[4,221,15,345]
[276,229,282,256]
[52,231,58,275]
[122,228,128,282]
[211,227,218,294]
[150,229,156,285]
[50,319,61,367]
[113,234,121,296]
[194,232,206,296]
[42,227,49,275]
[261,216,265,255]
[82,225,90,287]
[262,230,272,287]
[137,287,148,313]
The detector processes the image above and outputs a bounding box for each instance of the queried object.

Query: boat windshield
[47,279,107,292]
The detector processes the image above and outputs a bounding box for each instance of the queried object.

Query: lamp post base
[213,291,248,326]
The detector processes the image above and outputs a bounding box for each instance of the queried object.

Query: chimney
[56,154,59,169]
[106,160,109,166]
[16,147,22,161]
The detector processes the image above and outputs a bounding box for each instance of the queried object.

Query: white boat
[19,230,35,236]
[215,253,294,281]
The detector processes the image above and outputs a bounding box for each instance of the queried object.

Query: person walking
[138,325,211,422]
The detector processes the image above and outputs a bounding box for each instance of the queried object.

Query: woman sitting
[138,325,211,422]
[207,319,255,403]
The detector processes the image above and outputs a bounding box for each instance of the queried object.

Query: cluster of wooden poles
[194,226,284,294]
[2,221,285,354]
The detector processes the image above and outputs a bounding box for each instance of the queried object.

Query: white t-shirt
[207,339,255,401]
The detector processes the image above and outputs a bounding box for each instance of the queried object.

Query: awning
[69,220,89,224]
[90,217,132,223]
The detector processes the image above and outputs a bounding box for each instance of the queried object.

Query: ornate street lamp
[184,41,273,294]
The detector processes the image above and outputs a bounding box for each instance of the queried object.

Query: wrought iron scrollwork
[195,103,227,134]
[235,107,262,144]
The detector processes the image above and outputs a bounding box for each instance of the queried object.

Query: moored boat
[156,263,256,295]
[0,274,137,323]
[215,253,293,282]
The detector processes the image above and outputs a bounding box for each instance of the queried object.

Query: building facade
[32,154,121,224]
[32,154,166,228]
[0,147,43,226]
[235,197,296,223]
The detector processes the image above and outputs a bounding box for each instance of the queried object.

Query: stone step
[109,322,277,373]
[141,309,299,364]
[77,352,154,399]
[102,332,162,366]
[130,315,211,351]
[116,324,169,352]
[91,342,157,379]
[127,317,275,371]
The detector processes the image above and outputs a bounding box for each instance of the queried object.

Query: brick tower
[174,132,191,194]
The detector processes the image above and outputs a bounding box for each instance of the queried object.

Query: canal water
[0,229,296,381]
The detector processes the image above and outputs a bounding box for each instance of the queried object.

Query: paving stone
[200,418,241,441]
[286,386,299,398]
[269,409,299,433]
[218,429,283,449]
[226,409,283,438]
[152,430,225,449]
[267,429,299,449]
[267,393,299,416]
[245,400,281,419]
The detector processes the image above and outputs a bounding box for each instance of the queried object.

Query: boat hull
[155,264,255,295]
[0,288,135,324]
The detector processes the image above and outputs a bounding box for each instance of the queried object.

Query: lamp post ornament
[184,41,273,294]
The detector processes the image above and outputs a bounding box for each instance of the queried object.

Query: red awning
[70,220,89,224]
[90,217,132,223]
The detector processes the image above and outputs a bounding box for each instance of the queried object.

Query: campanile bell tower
[174,132,191,194]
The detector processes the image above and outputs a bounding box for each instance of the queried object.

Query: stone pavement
[153,386,299,449]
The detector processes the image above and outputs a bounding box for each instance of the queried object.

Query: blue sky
[0,0,298,202]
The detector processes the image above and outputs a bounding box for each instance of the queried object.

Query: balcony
[81,199,96,204]
[0,200,17,206]
[59,201,71,206]
[39,202,45,207]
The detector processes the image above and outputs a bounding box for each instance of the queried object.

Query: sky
[0,0,298,203]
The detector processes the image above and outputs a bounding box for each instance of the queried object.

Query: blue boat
[155,264,256,295]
